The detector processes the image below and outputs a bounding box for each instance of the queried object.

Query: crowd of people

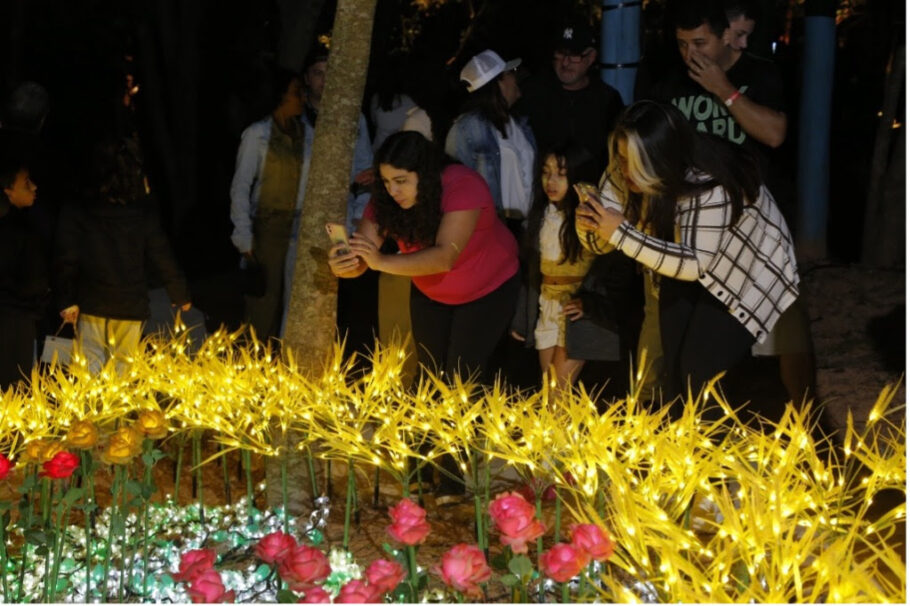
[2,0,814,441]
[317,0,811,410]
[1,67,191,386]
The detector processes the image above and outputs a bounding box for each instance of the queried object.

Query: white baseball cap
[460,50,521,93]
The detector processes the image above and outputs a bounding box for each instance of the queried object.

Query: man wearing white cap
[445,49,536,230]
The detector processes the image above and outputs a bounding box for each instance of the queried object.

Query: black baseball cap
[554,18,597,54]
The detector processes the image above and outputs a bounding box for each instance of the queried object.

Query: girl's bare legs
[539,346,585,392]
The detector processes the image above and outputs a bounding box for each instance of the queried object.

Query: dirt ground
[803,263,905,434]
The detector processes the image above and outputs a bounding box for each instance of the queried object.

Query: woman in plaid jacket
[577,101,799,403]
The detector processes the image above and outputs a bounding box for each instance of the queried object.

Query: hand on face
[685,50,733,98]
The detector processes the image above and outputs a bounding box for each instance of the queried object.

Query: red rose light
[539,543,588,583]
[277,544,331,592]
[488,492,546,554]
[255,531,298,565]
[186,569,235,603]
[0,453,12,480]
[433,543,492,598]
[336,579,381,603]
[298,586,332,603]
[173,548,217,583]
[364,558,406,593]
[386,498,431,546]
[569,523,613,563]
[40,451,79,479]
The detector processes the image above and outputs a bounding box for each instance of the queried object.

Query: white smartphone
[325,222,351,255]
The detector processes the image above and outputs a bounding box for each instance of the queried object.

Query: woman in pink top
[329,131,519,381]
[329,131,519,501]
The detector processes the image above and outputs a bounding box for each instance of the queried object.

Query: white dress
[533,204,593,349]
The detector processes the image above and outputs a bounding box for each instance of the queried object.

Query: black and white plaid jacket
[581,178,799,343]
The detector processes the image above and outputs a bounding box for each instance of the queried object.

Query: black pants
[337,269,379,367]
[409,273,520,382]
[659,279,755,410]
[0,308,36,389]
[409,273,519,495]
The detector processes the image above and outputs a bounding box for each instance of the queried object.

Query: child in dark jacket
[0,132,48,388]
[55,135,190,373]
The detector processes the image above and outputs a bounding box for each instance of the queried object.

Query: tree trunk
[276,0,328,73]
[862,38,905,266]
[268,0,378,513]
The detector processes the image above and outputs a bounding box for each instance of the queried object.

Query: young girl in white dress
[512,143,619,388]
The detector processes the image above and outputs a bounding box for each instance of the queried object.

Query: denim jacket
[445,112,536,212]
[229,113,373,253]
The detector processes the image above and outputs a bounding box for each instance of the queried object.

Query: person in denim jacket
[445,50,536,234]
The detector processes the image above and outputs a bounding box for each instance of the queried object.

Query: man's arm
[686,51,787,148]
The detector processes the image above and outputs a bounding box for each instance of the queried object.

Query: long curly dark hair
[372,131,444,246]
[526,142,598,264]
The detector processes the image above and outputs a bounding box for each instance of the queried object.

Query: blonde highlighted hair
[605,101,762,240]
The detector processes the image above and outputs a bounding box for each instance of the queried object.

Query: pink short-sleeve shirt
[364,164,518,304]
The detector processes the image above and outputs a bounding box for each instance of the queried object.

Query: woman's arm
[229,127,262,256]
[582,188,735,282]
[348,208,480,276]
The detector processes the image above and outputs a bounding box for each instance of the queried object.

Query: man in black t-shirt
[645,1,820,417]
[516,17,625,174]
[647,0,786,169]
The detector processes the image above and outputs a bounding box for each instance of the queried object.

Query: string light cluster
[0,325,904,602]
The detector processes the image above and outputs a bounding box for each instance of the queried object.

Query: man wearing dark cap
[516,17,624,174]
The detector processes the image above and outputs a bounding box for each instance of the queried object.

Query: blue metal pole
[600,0,641,104]
[796,1,836,259]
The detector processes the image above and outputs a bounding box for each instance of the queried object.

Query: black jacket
[512,246,643,362]
[0,198,50,317]
[54,195,189,321]
[515,70,625,174]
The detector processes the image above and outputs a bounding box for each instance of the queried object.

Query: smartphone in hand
[325,222,351,256]
[574,182,601,208]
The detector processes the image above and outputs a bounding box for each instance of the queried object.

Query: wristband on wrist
[724,90,742,107]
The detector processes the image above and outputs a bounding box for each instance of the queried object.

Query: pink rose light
[365,558,406,593]
[433,543,492,598]
[278,544,331,592]
[186,569,235,603]
[386,498,431,546]
[298,586,332,603]
[336,579,381,603]
[255,531,298,565]
[173,548,218,583]
[539,543,588,583]
[488,492,546,554]
[569,523,613,563]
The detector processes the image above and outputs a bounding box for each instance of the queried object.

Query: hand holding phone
[325,222,351,256]
[574,182,601,208]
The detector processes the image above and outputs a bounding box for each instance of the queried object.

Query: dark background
[0,0,904,327]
